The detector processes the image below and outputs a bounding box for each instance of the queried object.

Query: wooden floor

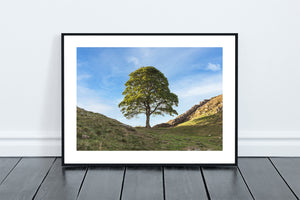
[0,158,299,200]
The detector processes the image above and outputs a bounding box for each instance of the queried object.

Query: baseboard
[238,131,300,156]
[0,131,299,156]
[0,131,61,156]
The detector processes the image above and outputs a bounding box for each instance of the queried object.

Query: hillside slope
[154,94,222,128]
[187,94,222,120]
[77,94,223,151]
[77,107,155,150]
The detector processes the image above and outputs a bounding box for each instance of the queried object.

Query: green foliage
[118,66,178,127]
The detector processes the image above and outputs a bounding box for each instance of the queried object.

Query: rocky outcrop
[167,99,209,126]
[188,95,222,120]
[153,94,223,128]
[153,99,209,128]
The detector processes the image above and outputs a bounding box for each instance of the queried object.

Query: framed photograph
[62,33,237,165]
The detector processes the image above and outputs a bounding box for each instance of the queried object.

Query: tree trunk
[146,113,151,128]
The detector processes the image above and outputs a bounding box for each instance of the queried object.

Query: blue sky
[77,47,222,127]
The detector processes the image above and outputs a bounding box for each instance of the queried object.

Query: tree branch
[150,101,163,115]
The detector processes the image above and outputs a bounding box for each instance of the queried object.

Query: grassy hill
[77,107,155,150]
[77,94,222,151]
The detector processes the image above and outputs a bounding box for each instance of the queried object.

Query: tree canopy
[119,66,178,128]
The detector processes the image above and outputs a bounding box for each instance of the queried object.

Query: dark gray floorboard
[0,157,299,200]
[239,158,297,200]
[164,166,208,200]
[202,166,253,200]
[270,157,300,199]
[0,157,55,200]
[33,158,86,200]
[77,167,124,200]
[122,167,164,200]
[0,157,20,184]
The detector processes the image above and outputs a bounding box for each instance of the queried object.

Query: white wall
[0,0,299,156]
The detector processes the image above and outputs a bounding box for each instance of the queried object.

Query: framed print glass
[62,33,238,165]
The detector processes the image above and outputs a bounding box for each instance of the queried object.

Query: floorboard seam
[76,167,88,199]
[32,157,57,200]
[237,166,255,200]
[119,167,127,200]
[0,157,22,186]
[200,168,211,200]
[162,167,166,200]
[268,157,299,200]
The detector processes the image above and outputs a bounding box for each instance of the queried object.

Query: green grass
[136,112,222,150]
[77,107,222,151]
[77,107,152,150]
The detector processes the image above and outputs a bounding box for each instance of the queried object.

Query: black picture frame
[62,33,238,166]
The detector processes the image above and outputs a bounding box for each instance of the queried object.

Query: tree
[119,66,179,128]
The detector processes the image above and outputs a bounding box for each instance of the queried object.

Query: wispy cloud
[77,61,89,68]
[206,63,221,71]
[77,73,91,81]
[77,86,113,113]
[127,56,140,66]
[179,83,222,98]
[171,74,222,114]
